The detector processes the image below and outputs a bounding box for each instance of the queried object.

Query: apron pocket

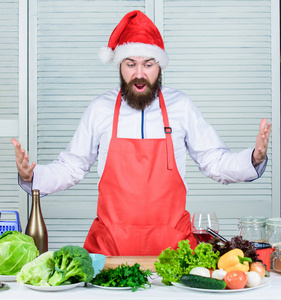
[84,218,119,256]
[109,224,191,256]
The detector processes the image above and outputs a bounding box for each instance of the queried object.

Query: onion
[246,271,262,287]
[250,262,265,279]
[212,269,227,280]
[189,267,210,277]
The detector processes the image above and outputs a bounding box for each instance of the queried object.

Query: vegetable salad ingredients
[218,249,252,273]
[154,240,219,285]
[48,245,94,286]
[209,236,261,263]
[189,267,210,277]
[91,263,151,292]
[224,270,247,289]
[211,269,226,280]
[0,231,39,275]
[180,274,226,290]
[250,262,265,279]
[15,245,94,287]
[16,251,54,286]
[246,271,262,287]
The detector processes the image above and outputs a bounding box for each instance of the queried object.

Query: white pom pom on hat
[98,10,169,69]
[98,46,115,64]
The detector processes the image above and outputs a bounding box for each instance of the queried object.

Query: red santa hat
[98,10,169,69]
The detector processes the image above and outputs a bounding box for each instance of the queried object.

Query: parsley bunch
[91,263,151,292]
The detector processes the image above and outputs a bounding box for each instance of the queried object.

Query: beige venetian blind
[161,0,276,238]
[0,1,22,213]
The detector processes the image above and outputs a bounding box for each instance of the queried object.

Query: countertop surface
[1,271,281,300]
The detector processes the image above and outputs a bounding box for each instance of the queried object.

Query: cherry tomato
[224,270,247,289]
[250,262,265,279]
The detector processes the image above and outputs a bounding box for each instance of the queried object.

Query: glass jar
[266,218,281,245]
[237,216,266,242]
[266,218,281,271]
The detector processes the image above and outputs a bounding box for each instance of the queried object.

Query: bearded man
[12,10,270,256]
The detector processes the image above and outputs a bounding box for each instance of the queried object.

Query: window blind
[0,1,20,212]
[162,0,274,238]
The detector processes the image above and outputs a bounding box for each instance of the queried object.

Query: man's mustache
[128,78,152,87]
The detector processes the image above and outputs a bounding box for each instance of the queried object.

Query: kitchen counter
[1,271,281,300]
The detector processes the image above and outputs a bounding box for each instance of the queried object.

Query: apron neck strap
[158,89,174,170]
[112,90,122,138]
[112,89,174,170]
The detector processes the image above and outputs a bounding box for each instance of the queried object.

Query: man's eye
[127,63,135,67]
[145,62,154,68]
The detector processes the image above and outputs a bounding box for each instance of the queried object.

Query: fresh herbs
[154,240,220,285]
[91,263,151,292]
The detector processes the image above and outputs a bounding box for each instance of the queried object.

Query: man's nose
[135,65,145,78]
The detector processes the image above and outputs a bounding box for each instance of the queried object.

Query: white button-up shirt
[20,86,266,196]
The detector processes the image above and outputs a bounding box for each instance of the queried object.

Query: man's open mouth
[134,83,146,92]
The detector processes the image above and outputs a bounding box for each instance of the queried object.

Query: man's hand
[252,118,271,167]
[11,138,36,182]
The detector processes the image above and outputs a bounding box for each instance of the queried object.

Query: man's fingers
[266,122,271,139]
[253,118,271,166]
[11,138,21,152]
[259,118,271,136]
[21,154,30,168]
[11,138,18,147]
[11,139,30,164]
[15,149,26,165]
[11,138,35,182]
[27,162,36,172]
[23,162,36,182]
[258,118,271,146]
[12,138,24,158]
[259,118,267,133]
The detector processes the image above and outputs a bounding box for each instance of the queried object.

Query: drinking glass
[192,211,219,243]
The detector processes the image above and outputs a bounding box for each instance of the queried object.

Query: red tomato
[224,270,247,289]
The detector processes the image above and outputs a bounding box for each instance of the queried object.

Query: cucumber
[180,274,226,290]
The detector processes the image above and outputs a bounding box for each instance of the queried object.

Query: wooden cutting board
[104,256,158,272]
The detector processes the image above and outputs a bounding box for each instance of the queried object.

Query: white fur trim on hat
[113,43,169,69]
[98,46,115,64]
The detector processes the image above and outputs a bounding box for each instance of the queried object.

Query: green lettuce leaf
[16,251,55,286]
[154,240,219,285]
[0,231,39,275]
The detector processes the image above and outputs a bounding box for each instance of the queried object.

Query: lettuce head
[16,251,54,286]
[154,240,220,285]
[0,231,39,275]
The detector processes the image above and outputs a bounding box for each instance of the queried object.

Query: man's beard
[120,71,162,111]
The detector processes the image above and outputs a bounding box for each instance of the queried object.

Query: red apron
[84,90,196,255]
